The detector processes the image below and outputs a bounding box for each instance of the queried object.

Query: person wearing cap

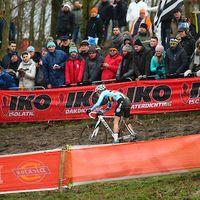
[132,39,152,80]
[79,40,89,60]
[129,9,151,38]
[84,8,103,46]
[56,4,65,39]
[178,23,195,65]
[101,44,122,83]
[165,38,188,78]
[170,7,184,38]
[2,40,21,69]
[42,40,69,88]
[71,1,83,44]
[58,36,70,55]
[16,51,36,90]
[83,46,104,85]
[186,18,198,40]
[116,44,135,82]
[133,23,151,48]
[111,27,123,52]
[57,3,75,39]
[65,44,85,87]
[150,44,166,80]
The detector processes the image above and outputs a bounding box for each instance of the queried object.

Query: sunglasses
[109,50,116,52]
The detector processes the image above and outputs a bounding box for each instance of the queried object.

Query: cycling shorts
[114,97,131,118]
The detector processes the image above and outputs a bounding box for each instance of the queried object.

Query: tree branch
[11,0,33,11]
[92,0,101,8]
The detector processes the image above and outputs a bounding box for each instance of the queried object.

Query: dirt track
[0,113,200,155]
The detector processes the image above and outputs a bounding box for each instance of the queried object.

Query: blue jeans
[73,27,81,44]
[161,28,170,50]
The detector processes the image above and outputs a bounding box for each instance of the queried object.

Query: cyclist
[86,84,132,144]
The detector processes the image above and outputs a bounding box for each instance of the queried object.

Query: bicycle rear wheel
[79,122,107,145]
[119,119,148,143]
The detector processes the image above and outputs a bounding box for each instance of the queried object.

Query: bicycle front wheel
[119,119,148,143]
[79,122,107,145]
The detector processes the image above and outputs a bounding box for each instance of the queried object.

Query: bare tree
[29,0,36,46]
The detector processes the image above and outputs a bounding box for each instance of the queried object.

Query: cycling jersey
[90,90,129,114]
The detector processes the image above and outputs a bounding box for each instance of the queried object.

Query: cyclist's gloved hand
[95,112,102,119]
[86,109,91,115]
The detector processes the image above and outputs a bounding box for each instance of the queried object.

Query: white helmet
[95,84,106,93]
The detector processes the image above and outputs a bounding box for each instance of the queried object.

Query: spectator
[55,38,62,48]
[56,4,64,39]
[42,40,69,89]
[150,44,166,80]
[111,0,127,31]
[7,52,21,86]
[184,39,200,77]
[170,7,184,38]
[176,33,182,43]
[84,8,103,46]
[165,38,188,78]
[27,46,42,66]
[116,44,135,82]
[0,65,17,90]
[0,11,4,49]
[133,39,152,80]
[129,9,151,38]
[98,0,111,46]
[186,18,198,40]
[150,36,158,56]
[57,3,75,39]
[111,27,123,52]
[120,34,134,55]
[2,40,21,69]
[59,36,70,55]
[16,51,36,90]
[101,44,122,83]
[71,1,82,44]
[35,47,48,88]
[88,36,102,56]
[65,45,85,86]
[79,40,89,60]
[9,17,15,41]
[83,46,104,85]
[120,31,132,55]
[178,23,195,65]
[133,23,151,48]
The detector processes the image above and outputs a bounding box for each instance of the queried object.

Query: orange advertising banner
[0,149,61,194]
[63,134,200,186]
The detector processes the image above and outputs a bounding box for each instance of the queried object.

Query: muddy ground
[0,112,200,155]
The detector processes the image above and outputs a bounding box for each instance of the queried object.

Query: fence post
[59,147,66,194]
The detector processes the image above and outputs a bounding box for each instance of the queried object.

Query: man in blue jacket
[42,40,68,88]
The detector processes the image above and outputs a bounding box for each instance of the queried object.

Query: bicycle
[79,112,148,145]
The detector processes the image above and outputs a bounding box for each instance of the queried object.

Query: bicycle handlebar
[89,111,97,119]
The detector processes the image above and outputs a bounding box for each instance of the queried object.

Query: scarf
[194,48,200,65]
[120,53,131,77]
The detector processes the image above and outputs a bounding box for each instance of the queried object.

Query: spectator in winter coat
[9,18,15,41]
[0,65,17,90]
[129,9,151,38]
[79,40,89,60]
[59,36,70,55]
[71,1,83,44]
[98,0,111,45]
[150,44,166,80]
[65,45,85,87]
[27,46,42,67]
[170,7,184,38]
[133,23,151,48]
[111,27,123,52]
[150,36,158,56]
[165,38,188,78]
[56,4,64,39]
[101,45,122,83]
[178,23,195,65]
[186,18,198,40]
[84,8,103,46]
[42,40,69,88]
[2,40,21,69]
[133,39,152,80]
[116,44,135,82]
[83,46,104,85]
[16,51,36,90]
[57,3,75,39]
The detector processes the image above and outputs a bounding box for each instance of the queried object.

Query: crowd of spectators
[0,1,200,90]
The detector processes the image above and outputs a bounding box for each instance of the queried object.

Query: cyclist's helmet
[95,84,106,93]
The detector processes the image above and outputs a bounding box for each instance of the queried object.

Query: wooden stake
[59,147,66,194]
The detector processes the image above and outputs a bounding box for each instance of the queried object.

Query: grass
[1,172,200,199]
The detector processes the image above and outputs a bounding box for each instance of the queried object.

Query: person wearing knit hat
[116,44,135,82]
[84,7,103,46]
[165,37,188,78]
[150,43,166,80]
[83,44,104,85]
[47,41,56,49]
[134,38,143,46]
[101,44,122,83]
[65,44,85,87]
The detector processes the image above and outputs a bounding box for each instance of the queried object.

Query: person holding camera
[150,44,166,80]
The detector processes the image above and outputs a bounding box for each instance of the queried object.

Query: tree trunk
[29,0,35,46]
[183,0,192,20]
[51,0,63,39]
[0,0,11,61]
[0,1,3,11]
